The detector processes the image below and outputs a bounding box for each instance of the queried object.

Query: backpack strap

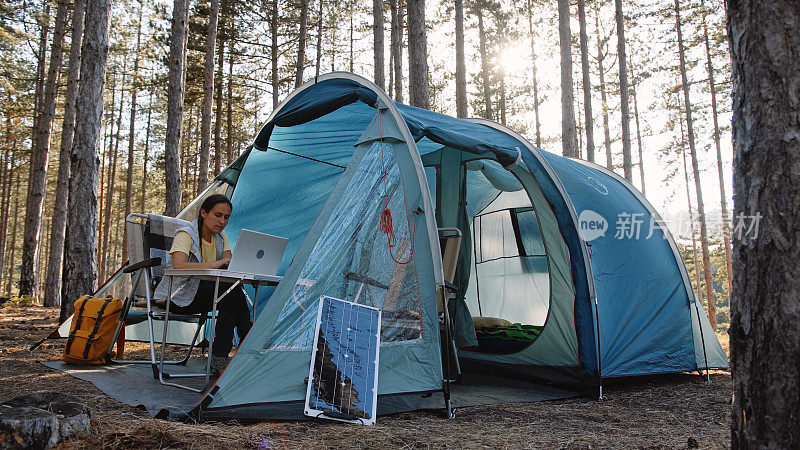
[65,296,90,355]
[83,298,113,359]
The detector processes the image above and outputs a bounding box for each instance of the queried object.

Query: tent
[55,72,727,420]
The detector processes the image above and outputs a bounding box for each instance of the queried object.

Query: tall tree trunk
[97,84,112,258]
[164,0,189,216]
[499,73,507,125]
[577,0,595,162]
[198,0,220,195]
[226,39,234,164]
[349,11,354,73]
[390,0,403,102]
[44,0,86,307]
[270,0,279,108]
[594,2,612,169]
[32,0,50,154]
[101,68,125,280]
[557,0,578,157]
[406,0,429,109]
[62,0,110,321]
[526,0,541,147]
[20,0,69,299]
[700,0,732,297]
[728,1,800,447]
[373,0,385,89]
[614,0,632,180]
[315,0,323,78]
[632,84,645,196]
[6,170,21,297]
[675,0,715,329]
[295,0,308,87]
[141,92,152,212]
[476,6,492,120]
[681,113,703,304]
[453,0,467,118]
[214,17,225,175]
[124,0,144,260]
[0,147,12,278]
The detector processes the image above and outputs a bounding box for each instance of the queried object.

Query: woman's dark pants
[170,280,252,357]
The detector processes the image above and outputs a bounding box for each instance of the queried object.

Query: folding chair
[438,228,462,418]
[108,214,208,388]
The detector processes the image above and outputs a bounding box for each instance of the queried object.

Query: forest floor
[1,305,732,449]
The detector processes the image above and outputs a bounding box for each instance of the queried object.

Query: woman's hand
[216,255,231,269]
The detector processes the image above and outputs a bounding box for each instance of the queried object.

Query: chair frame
[108,213,208,389]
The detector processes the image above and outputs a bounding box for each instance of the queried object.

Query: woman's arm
[171,251,230,269]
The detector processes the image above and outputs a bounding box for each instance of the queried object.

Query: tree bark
[44,0,86,308]
[577,0,595,163]
[390,0,403,102]
[214,17,225,175]
[197,0,220,195]
[101,68,125,280]
[594,2,612,170]
[315,0,323,78]
[270,0,279,108]
[373,0,385,89]
[557,0,577,158]
[700,0,732,297]
[675,0,715,330]
[406,0,429,109]
[140,92,152,212]
[728,1,800,447]
[295,0,308,87]
[476,5,492,120]
[453,0,467,118]
[681,111,703,304]
[525,0,541,147]
[124,0,143,260]
[6,170,21,298]
[614,0,632,181]
[0,147,12,280]
[632,84,645,196]
[20,0,69,299]
[62,0,110,321]
[164,0,189,216]
[226,38,234,164]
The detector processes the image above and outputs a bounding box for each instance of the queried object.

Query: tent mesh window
[269,142,423,350]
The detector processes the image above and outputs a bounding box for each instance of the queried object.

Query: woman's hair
[197,194,233,231]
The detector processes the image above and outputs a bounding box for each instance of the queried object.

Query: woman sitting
[153,194,252,374]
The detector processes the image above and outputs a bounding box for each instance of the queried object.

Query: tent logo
[579,210,608,241]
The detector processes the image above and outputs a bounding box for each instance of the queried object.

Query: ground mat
[42,360,578,420]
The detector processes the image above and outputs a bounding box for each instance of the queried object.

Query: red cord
[377,110,419,265]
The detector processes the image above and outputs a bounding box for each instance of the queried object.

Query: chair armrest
[123,257,162,274]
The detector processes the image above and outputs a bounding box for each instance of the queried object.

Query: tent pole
[593,295,605,401]
[693,301,711,383]
[439,286,455,418]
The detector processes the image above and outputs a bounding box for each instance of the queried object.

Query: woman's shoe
[210,355,230,376]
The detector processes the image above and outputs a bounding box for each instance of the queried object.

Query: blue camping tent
[83,72,727,420]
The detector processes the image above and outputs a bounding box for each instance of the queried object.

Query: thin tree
[525,0,541,147]
[214,15,225,174]
[674,0,715,329]
[164,0,190,216]
[614,0,632,180]
[390,0,403,102]
[594,1,613,169]
[62,0,111,321]
[141,92,153,212]
[198,0,220,195]
[5,171,20,297]
[454,0,467,118]
[315,0,323,78]
[19,0,69,299]
[476,3,492,120]
[728,0,800,447]
[270,0,279,108]
[700,0,732,296]
[44,0,86,307]
[295,0,308,87]
[226,38,234,163]
[406,0,430,109]
[124,0,144,259]
[577,0,595,162]
[557,0,578,157]
[373,0,385,89]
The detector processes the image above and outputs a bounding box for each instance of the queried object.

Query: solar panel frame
[304,295,381,425]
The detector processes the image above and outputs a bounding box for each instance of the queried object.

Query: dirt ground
[0,305,732,449]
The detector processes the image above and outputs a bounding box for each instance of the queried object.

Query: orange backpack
[62,295,124,365]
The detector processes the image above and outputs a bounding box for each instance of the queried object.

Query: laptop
[228,229,289,276]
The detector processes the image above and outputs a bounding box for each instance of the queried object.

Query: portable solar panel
[304,295,381,425]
